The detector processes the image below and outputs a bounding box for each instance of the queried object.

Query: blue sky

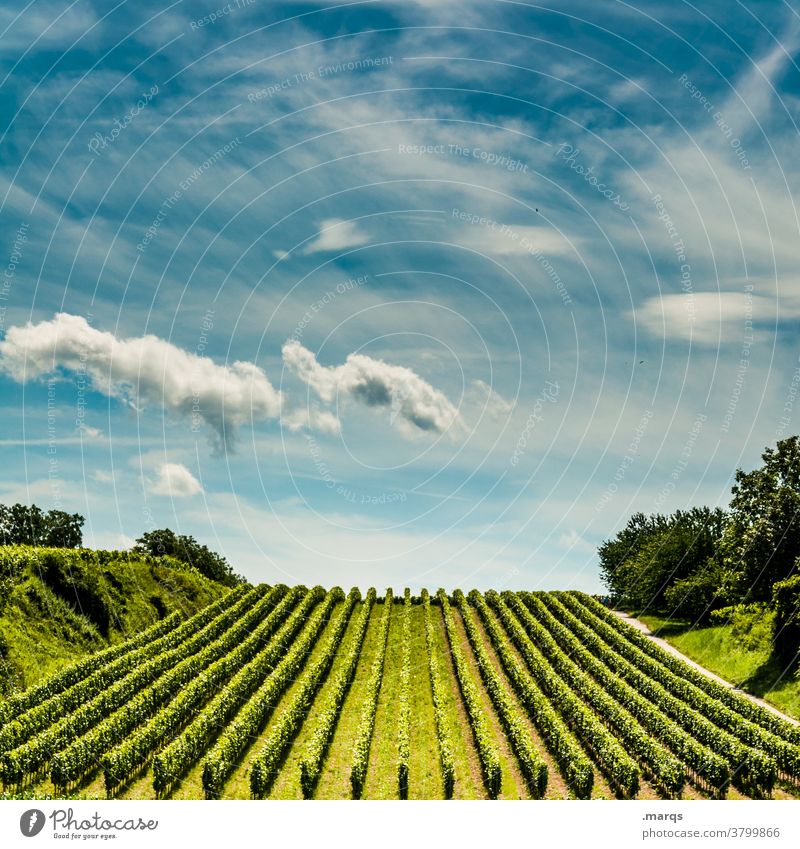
[1,0,799,592]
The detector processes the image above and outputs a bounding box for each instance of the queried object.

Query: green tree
[722,436,800,601]
[134,529,242,587]
[599,507,727,613]
[771,569,800,663]
[0,503,83,548]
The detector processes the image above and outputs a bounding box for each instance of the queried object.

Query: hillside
[1,585,799,801]
[0,546,229,695]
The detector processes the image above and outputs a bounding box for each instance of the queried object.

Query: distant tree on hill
[134,528,242,587]
[0,503,84,548]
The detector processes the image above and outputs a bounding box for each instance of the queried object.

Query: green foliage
[296,590,373,799]
[199,585,339,798]
[247,588,355,799]
[454,591,548,798]
[772,573,800,662]
[663,558,730,622]
[523,592,686,797]
[601,508,727,614]
[723,436,800,601]
[4,585,800,801]
[134,529,243,587]
[49,588,274,791]
[469,590,594,799]
[0,545,225,697]
[421,590,455,799]
[350,590,392,798]
[0,504,83,548]
[489,590,640,798]
[573,592,800,747]
[102,585,296,794]
[396,588,411,799]
[438,589,502,798]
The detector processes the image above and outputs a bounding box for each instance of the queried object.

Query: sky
[0,0,798,592]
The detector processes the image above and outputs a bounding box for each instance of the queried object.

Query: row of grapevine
[101,586,311,794]
[0,586,254,753]
[350,590,393,798]
[453,591,548,798]
[437,589,502,798]
[530,593,775,796]
[249,589,367,798]
[468,591,594,799]
[396,589,412,799]
[48,586,308,791]
[151,587,321,794]
[297,590,376,799]
[555,593,800,781]
[485,591,640,798]
[0,608,185,728]
[0,586,269,787]
[200,587,351,799]
[517,592,707,796]
[570,592,800,747]
[421,590,455,799]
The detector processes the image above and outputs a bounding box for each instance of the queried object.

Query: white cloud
[0,313,282,451]
[634,290,800,343]
[282,406,341,435]
[453,222,575,257]
[93,470,114,484]
[302,218,370,255]
[150,462,203,497]
[282,340,461,435]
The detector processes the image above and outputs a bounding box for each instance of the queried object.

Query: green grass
[637,614,800,720]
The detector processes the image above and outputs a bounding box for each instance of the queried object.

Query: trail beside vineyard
[2,586,799,800]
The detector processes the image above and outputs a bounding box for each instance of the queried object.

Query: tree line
[600,435,800,661]
[0,504,242,588]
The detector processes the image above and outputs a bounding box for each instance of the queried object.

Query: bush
[663,559,729,622]
[134,530,243,587]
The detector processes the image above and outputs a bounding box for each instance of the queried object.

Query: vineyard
[1,585,799,800]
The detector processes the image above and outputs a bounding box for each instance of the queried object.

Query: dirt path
[612,612,799,726]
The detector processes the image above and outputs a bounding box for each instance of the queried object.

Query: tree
[598,512,668,602]
[772,569,800,663]
[722,436,800,602]
[0,503,84,548]
[598,508,726,611]
[134,529,242,587]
